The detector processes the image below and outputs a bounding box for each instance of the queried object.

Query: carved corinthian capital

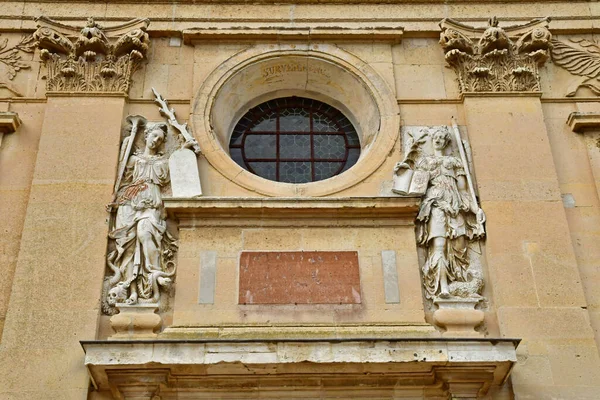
[33,16,149,94]
[439,17,552,93]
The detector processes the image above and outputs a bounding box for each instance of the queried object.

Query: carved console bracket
[0,111,21,147]
[567,112,600,133]
[439,17,551,93]
[33,16,149,94]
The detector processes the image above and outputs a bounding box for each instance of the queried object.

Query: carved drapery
[33,16,149,94]
[439,17,551,93]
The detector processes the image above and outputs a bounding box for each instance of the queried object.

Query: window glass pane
[279,108,309,132]
[230,148,244,166]
[280,134,310,159]
[314,135,346,159]
[244,134,276,159]
[248,162,276,181]
[230,130,244,146]
[313,112,339,132]
[280,161,311,183]
[314,162,343,180]
[346,129,360,146]
[342,148,360,172]
[250,111,277,132]
[229,97,361,183]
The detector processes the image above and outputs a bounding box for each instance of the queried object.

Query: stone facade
[0,1,599,399]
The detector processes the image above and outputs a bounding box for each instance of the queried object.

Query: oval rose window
[229,97,360,183]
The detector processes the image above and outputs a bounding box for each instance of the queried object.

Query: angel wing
[551,39,600,78]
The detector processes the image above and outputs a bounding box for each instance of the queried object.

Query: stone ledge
[160,323,438,340]
[164,196,421,227]
[567,112,600,133]
[82,338,519,398]
[0,112,20,134]
[183,25,403,43]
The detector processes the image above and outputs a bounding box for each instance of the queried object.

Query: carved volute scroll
[33,16,149,94]
[551,38,600,97]
[439,17,552,93]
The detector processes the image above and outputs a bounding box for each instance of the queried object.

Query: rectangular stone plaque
[239,251,361,305]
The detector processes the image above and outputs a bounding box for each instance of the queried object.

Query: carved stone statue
[394,124,486,300]
[102,89,202,315]
[103,121,177,313]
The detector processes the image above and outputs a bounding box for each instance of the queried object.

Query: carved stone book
[409,170,429,195]
[392,168,429,195]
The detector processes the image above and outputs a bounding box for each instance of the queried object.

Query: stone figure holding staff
[103,118,178,312]
[394,123,486,300]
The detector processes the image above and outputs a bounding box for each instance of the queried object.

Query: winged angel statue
[551,38,600,96]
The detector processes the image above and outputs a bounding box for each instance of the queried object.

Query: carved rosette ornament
[33,16,149,94]
[439,17,552,93]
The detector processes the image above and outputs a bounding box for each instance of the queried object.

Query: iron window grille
[229,97,361,183]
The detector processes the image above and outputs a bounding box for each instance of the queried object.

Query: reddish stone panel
[238,251,361,304]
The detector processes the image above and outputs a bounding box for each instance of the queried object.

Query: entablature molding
[81,338,519,398]
[164,196,420,227]
[182,25,403,43]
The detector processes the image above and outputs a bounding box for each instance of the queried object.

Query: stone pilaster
[462,92,600,396]
[0,16,149,399]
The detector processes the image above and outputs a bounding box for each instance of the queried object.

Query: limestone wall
[0,1,599,399]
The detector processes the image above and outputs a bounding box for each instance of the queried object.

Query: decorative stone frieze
[551,38,600,97]
[33,16,149,94]
[439,17,551,93]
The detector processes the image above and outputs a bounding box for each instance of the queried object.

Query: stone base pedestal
[433,298,484,337]
[109,304,162,339]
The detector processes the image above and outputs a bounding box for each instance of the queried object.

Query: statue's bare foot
[126,294,138,304]
[439,291,450,299]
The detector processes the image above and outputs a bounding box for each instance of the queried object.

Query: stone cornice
[81,338,519,398]
[0,112,21,134]
[567,112,600,133]
[164,196,420,227]
[182,25,404,43]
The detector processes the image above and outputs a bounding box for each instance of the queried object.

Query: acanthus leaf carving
[439,17,552,93]
[33,16,149,94]
[551,38,600,97]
